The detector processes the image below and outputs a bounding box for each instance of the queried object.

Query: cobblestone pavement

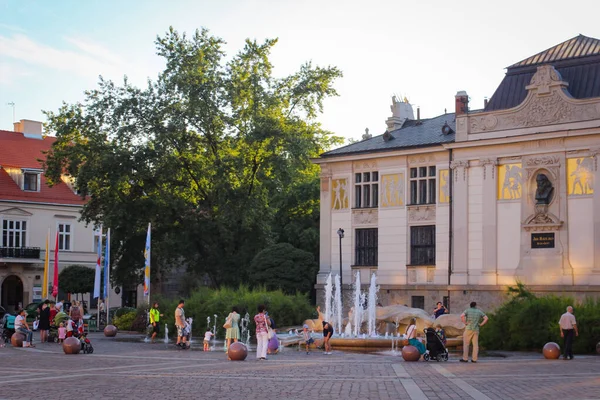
[1,333,599,399]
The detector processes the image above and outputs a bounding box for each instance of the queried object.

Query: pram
[67,319,93,353]
[1,314,15,343]
[422,327,449,362]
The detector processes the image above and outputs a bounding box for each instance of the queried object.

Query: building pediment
[0,207,33,216]
[461,65,600,136]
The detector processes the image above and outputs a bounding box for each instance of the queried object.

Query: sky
[1,0,599,145]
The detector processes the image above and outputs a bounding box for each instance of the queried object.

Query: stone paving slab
[0,333,599,400]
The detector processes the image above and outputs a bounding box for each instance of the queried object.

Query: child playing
[203,329,213,351]
[58,322,67,343]
[299,324,314,354]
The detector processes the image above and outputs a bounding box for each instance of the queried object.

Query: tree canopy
[44,27,341,291]
[58,265,95,295]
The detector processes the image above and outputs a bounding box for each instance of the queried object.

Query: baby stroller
[79,331,94,354]
[423,328,449,362]
[1,314,15,343]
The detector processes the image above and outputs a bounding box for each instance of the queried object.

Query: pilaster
[450,160,469,284]
[480,158,498,283]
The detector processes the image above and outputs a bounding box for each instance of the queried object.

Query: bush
[151,285,314,338]
[113,311,137,331]
[114,307,137,318]
[481,284,600,353]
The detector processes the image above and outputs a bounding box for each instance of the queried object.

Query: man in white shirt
[14,309,34,347]
[558,306,578,360]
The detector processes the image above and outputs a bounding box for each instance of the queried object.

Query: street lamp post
[337,228,344,290]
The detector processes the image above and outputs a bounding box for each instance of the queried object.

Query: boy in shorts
[300,324,314,354]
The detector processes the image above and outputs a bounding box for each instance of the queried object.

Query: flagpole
[42,229,49,299]
[52,230,59,301]
[144,223,151,306]
[105,228,111,325]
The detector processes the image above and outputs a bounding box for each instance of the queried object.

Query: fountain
[212,314,217,350]
[367,273,378,337]
[352,271,363,337]
[241,312,251,347]
[164,323,169,344]
[333,274,342,335]
[324,273,333,324]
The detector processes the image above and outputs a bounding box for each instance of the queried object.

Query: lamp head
[337,228,345,238]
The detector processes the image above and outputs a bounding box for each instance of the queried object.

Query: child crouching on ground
[203,329,213,351]
[299,324,314,354]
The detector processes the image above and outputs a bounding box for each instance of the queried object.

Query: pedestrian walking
[225,306,241,356]
[174,300,188,349]
[254,304,270,360]
[460,301,488,363]
[149,302,163,343]
[559,306,578,360]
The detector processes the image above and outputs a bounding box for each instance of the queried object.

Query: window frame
[354,228,378,266]
[23,172,40,192]
[409,165,436,205]
[1,218,28,248]
[409,225,436,266]
[354,171,379,208]
[57,222,72,251]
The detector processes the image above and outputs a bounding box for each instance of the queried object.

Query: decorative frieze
[407,205,436,222]
[352,209,378,225]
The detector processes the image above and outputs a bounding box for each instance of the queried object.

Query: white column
[451,160,469,284]
[480,158,498,284]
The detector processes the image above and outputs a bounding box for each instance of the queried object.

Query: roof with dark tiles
[0,130,85,205]
[321,112,456,158]
[486,35,600,112]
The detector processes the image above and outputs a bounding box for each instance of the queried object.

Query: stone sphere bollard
[11,332,25,347]
[63,337,81,354]
[543,342,561,359]
[228,342,248,361]
[104,324,118,337]
[402,345,421,362]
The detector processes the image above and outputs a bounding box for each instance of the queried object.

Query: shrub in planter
[113,311,136,331]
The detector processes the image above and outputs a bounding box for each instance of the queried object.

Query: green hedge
[150,285,313,338]
[113,311,137,331]
[480,286,600,353]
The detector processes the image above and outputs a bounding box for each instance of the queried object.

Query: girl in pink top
[58,322,67,343]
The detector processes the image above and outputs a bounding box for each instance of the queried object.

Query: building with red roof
[0,120,100,313]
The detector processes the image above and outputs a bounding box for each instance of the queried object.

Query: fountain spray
[334,274,343,335]
[367,273,379,337]
[324,273,333,324]
[212,314,217,350]
[352,270,363,337]
[164,323,169,344]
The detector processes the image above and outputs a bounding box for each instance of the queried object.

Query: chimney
[416,107,422,125]
[14,119,44,140]
[455,91,468,116]
[386,96,414,131]
[483,97,489,108]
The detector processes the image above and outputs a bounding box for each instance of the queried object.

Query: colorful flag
[143,223,151,297]
[93,226,102,298]
[103,228,110,299]
[52,230,59,298]
[42,229,49,298]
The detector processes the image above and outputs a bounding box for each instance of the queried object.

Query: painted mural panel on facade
[567,157,594,196]
[497,163,523,200]
[331,178,349,209]
[439,169,449,203]
[380,173,404,207]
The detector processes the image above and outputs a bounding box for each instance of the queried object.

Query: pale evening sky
[0,0,599,145]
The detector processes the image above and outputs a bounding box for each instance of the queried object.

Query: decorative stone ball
[597,342,600,355]
[402,345,421,362]
[62,337,81,354]
[543,342,561,359]
[228,342,248,361]
[268,335,279,351]
[10,332,25,347]
[104,324,118,337]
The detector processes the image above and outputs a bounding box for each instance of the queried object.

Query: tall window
[2,220,27,248]
[409,166,436,204]
[58,223,72,251]
[23,172,39,191]
[355,171,379,208]
[411,296,425,310]
[355,228,378,266]
[410,225,436,265]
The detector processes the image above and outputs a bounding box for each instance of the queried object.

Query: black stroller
[422,328,449,362]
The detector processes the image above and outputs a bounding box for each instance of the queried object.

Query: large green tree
[44,27,341,290]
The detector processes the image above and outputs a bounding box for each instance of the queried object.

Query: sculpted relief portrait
[331,178,349,210]
[567,157,594,195]
[380,173,404,207]
[498,163,523,200]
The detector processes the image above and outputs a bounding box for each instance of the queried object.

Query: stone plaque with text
[531,233,555,249]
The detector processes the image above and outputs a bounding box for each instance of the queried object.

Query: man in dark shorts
[322,321,334,355]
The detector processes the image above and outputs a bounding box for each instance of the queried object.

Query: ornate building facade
[315,35,600,312]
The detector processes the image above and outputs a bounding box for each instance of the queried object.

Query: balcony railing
[0,247,41,259]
